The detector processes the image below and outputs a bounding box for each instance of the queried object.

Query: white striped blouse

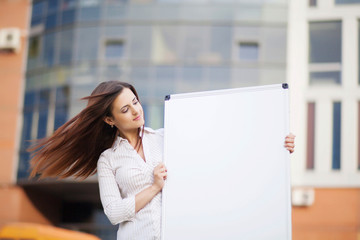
[97,127,164,240]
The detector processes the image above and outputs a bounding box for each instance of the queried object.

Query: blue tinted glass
[56,86,68,103]
[37,108,48,139]
[309,21,341,63]
[210,26,232,61]
[208,67,230,82]
[54,105,68,130]
[37,89,50,138]
[54,87,68,130]
[39,89,50,106]
[31,17,43,27]
[105,42,124,59]
[47,0,60,12]
[45,13,58,29]
[155,66,176,80]
[32,1,45,18]
[21,111,33,149]
[17,151,31,179]
[332,102,341,170]
[239,43,259,61]
[336,0,360,3]
[79,6,101,21]
[310,71,341,84]
[24,91,36,107]
[62,0,78,10]
[44,33,56,67]
[182,66,203,81]
[59,30,74,64]
[61,9,76,25]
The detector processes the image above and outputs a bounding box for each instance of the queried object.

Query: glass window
[129,26,152,60]
[17,151,31,179]
[54,86,69,130]
[79,0,101,21]
[306,102,315,170]
[31,17,43,27]
[154,66,176,97]
[61,9,76,25]
[43,32,56,67]
[28,36,41,58]
[76,27,100,62]
[47,0,60,13]
[130,66,152,97]
[61,0,78,10]
[37,89,50,139]
[310,71,341,84]
[21,110,34,149]
[24,91,36,108]
[45,13,58,30]
[28,36,42,70]
[309,21,341,63]
[151,26,179,64]
[209,26,232,62]
[232,68,260,87]
[182,26,208,61]
[32,1,45,18]
[239,42,259,61]
[335,0,360,4]
[309,0,316,6]
[332,102,341,170]
[59,30,74,64]
[182,66,203,82]
[61,0,78,26]
[309,21,342,85]
[207,67,230,90]
[102,63,123,80]
[105,40,124,59]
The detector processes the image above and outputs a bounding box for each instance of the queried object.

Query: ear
[103,116,114,126]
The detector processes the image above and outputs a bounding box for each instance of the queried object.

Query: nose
[131,106,139,115]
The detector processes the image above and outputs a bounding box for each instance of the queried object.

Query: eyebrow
[120,97,137,110]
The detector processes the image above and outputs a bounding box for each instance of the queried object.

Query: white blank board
[162,84,291,240]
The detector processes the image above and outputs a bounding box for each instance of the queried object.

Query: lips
[133,115,142,121]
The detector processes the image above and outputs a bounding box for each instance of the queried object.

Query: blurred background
[0,0,359,239]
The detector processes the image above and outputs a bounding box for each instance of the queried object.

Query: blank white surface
[162,84,291,240]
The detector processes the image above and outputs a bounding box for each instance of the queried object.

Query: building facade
[288,0,360,239]
[17,0,288,238]
[0,0,54,226]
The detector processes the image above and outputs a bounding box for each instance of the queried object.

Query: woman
[29,81,295,239]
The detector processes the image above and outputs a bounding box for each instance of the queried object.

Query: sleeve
[97,154,136,225]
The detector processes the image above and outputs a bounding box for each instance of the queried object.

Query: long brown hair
[28,81,144,179]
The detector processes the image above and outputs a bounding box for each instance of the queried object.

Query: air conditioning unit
[291,187,315,207]
[0,28,21,53]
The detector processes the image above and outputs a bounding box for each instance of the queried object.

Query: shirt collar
[111,127,155,151]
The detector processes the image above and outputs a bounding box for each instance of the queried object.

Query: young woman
[29,81,295,240]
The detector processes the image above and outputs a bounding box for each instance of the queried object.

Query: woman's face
[106,88,144,135]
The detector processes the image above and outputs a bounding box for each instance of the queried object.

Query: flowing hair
[28,81,144,180]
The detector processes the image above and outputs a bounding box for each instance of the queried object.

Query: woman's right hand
[153,163,167,191]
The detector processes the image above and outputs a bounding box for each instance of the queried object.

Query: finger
[285,137,295,142]
[285,143,295,148]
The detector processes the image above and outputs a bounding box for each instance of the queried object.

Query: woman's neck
[120,129,139,147]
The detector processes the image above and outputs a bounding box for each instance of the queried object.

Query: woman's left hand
[284,133,296,154]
